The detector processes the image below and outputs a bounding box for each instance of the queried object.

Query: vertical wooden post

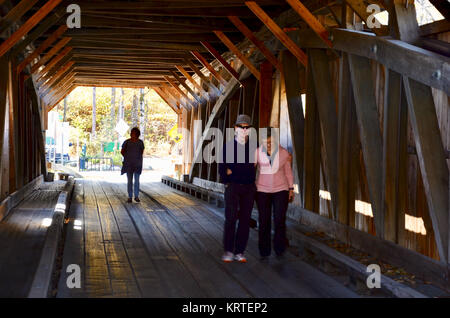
[259,60,272,128]
[383,69,403,242]
[281,50,305,200]
[403,76,449,263]
[303,57,321,213]
[348,54,384,238]
[337,53,357,226]
[309,49,339,220]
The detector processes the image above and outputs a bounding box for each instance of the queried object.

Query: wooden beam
[348,53,384,238]
[175,65,209,99]
[184,58,221,96]
[16,25,67,74]
[155,85,179,108]
[213,30,260,81]
[191,51,227,86]
[245,1,307,66]
[403,76,449,263]
[170,70,203,104]
[337,53,358,226]
[161,82,189,110]
[11,6,66,57]
[35,46,72,82]
[0,57,8,167]
[47,85,75,111]
[30,37,71,74]
[388,0,420,43]
[303,55,321,213]
[309,49,339,220]
[289,27,450,109]
[0,0,63,58]
[420,19,450,36]
[259,60,272,127]
[153,86,181,114]
[281,50,305,200]
[286,0,333,48]
[228,16,282,72]
[0,0,39,34]
[200,41,240,82]
[39,60,74,92]
[382,68,403,242]
[164,75,195,109]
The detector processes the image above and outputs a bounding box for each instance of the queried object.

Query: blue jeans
[127,172,140,198]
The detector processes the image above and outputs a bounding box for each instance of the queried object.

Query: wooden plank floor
[57,179,358,298]
[0,181,67,297]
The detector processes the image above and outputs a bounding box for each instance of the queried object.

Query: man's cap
[234,114,252,126]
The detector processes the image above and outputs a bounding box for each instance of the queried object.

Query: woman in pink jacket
[255,128,294,259]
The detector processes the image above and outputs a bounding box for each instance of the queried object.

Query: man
[219,114,256,263]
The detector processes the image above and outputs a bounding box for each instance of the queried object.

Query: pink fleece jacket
[255,146,294,193]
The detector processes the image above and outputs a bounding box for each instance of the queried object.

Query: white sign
[115,119,129,137]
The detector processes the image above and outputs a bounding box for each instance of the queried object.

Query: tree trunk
[132,92,138,128]
[118,88,124,120]
[111,87,116,123]
[139,88,145,140]
[92,87,96,139]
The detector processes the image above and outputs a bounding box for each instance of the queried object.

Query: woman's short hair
[131,127,141,137]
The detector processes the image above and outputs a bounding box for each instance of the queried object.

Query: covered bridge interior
[0,0,449,297]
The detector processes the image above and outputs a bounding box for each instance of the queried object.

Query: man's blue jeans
[127,172,140,198]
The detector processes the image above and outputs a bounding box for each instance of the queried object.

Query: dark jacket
[218,139,256,184]
[121,138,145,175]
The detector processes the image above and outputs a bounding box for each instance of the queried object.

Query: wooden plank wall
[0,54,45,203]
[273,42,448,261]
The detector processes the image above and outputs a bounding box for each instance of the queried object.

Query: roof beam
[35,46,72,82]
[286,0,333,48]
[200,41,241,82]
[245,1,307,66]
[175,65,209,99]
[30,37,71,74]
[170,70,204,104]
[39,60,75,92]
[228,15,282,72]
[164,75,195,109]
[0,0,39,34]
[0,0,63,58]
[160,82,190,110]
[191,51,228,86]
[153,86,181,114]
[16,24,67,74]
[213,30,261,80]
[184,58,221,96]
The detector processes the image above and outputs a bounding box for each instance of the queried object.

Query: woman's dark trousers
[255,190,289,257]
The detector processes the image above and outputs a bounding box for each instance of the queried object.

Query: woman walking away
[255,127,294,260]
[121,127,145,203]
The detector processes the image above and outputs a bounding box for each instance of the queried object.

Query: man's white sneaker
[222,252,234,263]
[234,253,247,263]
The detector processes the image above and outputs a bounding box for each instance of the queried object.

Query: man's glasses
[236,125,252,130]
